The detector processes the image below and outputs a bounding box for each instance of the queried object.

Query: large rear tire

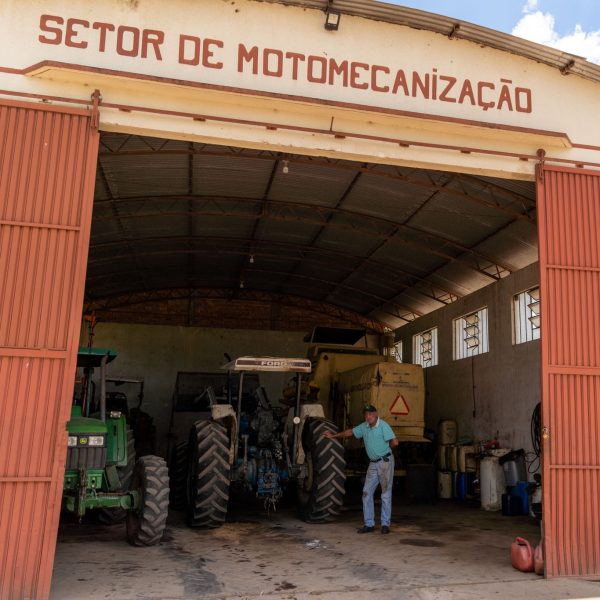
[169,440,188,511]
[297,419,346,523]
[126,455,169,546]
[97,427,135,525]
[186,420,230,528]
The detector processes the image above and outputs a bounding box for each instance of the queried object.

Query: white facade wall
[2,0,600,180]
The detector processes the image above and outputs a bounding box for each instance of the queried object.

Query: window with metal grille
[412,328,438,367]
[453,308,489,360]
[513,287,541,344]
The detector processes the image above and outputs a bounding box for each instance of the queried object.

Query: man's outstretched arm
[323,429,353,439]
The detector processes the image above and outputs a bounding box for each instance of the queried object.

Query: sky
[382,0,600,64]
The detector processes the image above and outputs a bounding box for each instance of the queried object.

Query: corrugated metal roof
[263,0,600,83]
[86,131,538,330]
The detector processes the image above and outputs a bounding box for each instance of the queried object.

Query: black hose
[529,402,541,473]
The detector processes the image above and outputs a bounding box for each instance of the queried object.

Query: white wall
[88,323,307,455]
[396,262,541,470]
[5,0,600,181]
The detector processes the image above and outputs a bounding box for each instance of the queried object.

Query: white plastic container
[438,471,452,499]
[437,445,449,470]
[438,420,458,445]
[480,456,505,511]
[458,445,476,472]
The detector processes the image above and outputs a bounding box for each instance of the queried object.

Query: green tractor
[63,348,169,546]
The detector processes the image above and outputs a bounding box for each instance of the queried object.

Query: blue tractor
[184,356,346,527]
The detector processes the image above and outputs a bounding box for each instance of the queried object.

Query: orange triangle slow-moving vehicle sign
[390,394,410,415]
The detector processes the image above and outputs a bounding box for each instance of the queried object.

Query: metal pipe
[292,373,302,465]
[99,354,108,423]
[81,368,90,417]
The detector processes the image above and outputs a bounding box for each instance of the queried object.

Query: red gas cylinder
[534,543,544,576]
[511,537,534,572]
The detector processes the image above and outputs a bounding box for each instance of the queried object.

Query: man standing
[323,404,398,534]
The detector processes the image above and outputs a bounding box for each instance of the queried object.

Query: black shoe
[381,526,390,534]
[357,526,375,534]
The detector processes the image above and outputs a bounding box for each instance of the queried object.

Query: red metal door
[0,99,99,599]
[537,165,600,577]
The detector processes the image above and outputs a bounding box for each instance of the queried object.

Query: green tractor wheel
[97,427,135,525]
[126,455,170,546]
[297,419,346,523]
[186,420,230,528]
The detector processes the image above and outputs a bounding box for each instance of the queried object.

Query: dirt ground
[51,486,600,600]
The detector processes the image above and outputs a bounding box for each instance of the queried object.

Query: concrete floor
[51,491,600,600]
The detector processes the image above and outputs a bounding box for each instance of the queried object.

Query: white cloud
[513,11,558,45]
[512,4,600,64]
[522,0,539,14]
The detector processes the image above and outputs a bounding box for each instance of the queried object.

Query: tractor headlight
[88,436,105,447]
[67,436,77,447]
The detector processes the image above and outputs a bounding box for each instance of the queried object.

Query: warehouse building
[1,1,600,598]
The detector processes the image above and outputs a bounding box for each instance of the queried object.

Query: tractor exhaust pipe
[100,353,108,423]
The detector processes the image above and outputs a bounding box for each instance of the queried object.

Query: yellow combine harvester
[300,327,428,476]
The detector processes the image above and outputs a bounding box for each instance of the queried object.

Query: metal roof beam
[96,158,147,292]
[401,224,512,279]
[236,158,280,292]
[367,215,531,319]
[87,233,461,300]
[92,194,516,278]
[84,287,389,332]
[451,176,536,234]
[274,165,366,294]
[98,147,534,220]
[85,261,421,322]
[321,172,479,307]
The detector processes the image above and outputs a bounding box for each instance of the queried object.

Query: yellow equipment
[301,327,428,474]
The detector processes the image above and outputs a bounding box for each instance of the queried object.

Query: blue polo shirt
[352,418,396,460]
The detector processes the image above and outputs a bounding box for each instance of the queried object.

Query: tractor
[63,347,169,545]
[180,356,346,527]
[166,369,260,510]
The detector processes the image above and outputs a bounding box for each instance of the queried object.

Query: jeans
[363,454,394,527]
